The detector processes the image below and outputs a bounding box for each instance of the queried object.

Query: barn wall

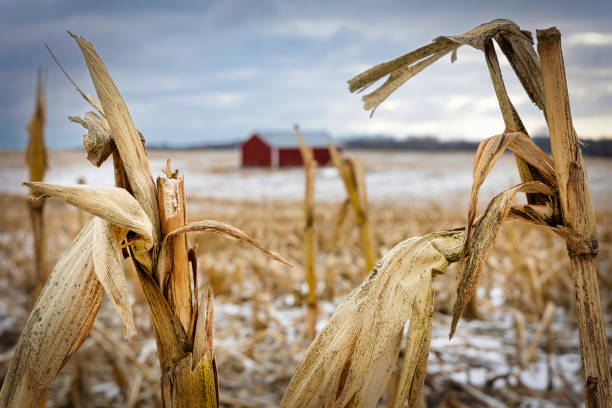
[241,135,272,167]
[278,148,302,167]
[312,148,335,166]
[277,147,340,167]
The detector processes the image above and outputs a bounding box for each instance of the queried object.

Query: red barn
[241,130,341,167]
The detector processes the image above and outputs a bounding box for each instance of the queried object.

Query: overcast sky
[1,0,611,149]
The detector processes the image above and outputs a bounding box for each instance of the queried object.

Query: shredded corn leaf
[280,229,464,408]
[348,19,541,115]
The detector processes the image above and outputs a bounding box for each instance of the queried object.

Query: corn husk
[280,229,464,408]
[0,220,102,407]
[69,111,113,167]
[23,182,154,246]
[92,217,136,340]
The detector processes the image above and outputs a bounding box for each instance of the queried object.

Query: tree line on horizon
[148,134,612,157]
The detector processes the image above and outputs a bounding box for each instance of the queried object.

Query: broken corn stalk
[328,143,376,273]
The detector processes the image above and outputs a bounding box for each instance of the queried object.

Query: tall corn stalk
[25,69,47,302]
[328,144,376,273]
[341,19,610,406]
[537,27,611,406]
[0,33,288,408]
[294,124,318,340]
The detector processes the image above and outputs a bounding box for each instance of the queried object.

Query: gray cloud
[0,0,611,149]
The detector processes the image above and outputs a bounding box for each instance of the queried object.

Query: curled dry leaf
[0,220,103,408]
[451,182,554,339]
[160,220,291,266]
[464,131,556,253]
[93,217,137,340]
[69,111,113,167]
[23,182,154,246]
[280,229,464,408]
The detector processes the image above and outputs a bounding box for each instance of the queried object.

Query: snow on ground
[2,150,611,210]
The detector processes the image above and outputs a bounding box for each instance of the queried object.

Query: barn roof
[251,130,335,149]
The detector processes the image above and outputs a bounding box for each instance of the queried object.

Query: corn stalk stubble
[25,70,48,300]
[295,124,318,341]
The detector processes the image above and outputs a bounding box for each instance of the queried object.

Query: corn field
[0,19,611,408]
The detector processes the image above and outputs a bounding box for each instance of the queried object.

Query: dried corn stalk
[295,124,318,340]
[348,19,611,407]
[328,143,376,273]
[25,70,48,301]
[537,27,611,406]
[1,33,289,408]
[157,160,192,331]
[281,229,464,408]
